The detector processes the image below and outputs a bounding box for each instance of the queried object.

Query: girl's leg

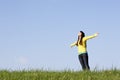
[78,54,86,70]
[83,53,90,70]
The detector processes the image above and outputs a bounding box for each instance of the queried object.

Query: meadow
[0,69,120,80]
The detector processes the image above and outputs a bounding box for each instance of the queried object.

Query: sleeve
[84,33,98,41]
[70,41,77,47]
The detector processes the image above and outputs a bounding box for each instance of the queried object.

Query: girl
[71,31,98,70]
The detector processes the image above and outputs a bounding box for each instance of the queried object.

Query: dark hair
[76,31,85,46]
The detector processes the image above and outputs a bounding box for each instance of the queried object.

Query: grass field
[0,69,120,80]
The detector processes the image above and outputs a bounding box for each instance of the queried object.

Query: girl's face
[78,32,82,36]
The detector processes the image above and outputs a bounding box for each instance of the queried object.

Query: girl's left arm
[84,33,99,40]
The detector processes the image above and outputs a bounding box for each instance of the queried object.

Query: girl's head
[78,31,85,37]
[76,31,85,46]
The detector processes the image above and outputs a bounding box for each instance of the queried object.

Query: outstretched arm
[84,33,99,40]
[70,41,77,48]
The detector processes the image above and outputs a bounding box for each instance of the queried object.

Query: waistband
[78,52,88,55]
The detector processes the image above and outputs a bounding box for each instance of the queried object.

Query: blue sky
[0,0,120,70]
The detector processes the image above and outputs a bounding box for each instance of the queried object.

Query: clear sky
[0,0,120,71]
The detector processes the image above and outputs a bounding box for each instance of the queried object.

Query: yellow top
[71,33,98,54]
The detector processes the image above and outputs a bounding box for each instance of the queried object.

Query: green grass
[0,69,120,80]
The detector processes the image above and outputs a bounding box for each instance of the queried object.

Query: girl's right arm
[70,41,77,48]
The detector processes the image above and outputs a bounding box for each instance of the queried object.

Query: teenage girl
[71,31,98,70]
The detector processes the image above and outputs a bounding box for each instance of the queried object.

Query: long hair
[76,31,85,46]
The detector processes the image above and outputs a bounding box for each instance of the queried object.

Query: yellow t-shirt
[71,33,97,55]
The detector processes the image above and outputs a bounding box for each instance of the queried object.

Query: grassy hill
[0,69,120,80]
